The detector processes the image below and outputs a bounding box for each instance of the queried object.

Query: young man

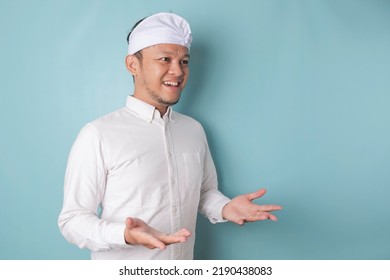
[58,12,282,260]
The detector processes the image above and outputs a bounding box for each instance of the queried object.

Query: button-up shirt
[58,96,231,259]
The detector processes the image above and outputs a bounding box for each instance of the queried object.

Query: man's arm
[58,124,127,251]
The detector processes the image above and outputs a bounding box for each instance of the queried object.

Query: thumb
[125,217,137,229]
[231,217,245,226]
[245,188,266,201]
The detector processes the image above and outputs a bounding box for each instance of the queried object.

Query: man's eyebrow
[158,50,190,58]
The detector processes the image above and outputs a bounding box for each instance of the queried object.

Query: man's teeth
[163,81,179,86]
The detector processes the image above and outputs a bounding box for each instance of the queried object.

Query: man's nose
[168,62,184,76]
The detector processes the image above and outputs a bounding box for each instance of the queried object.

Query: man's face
[131,43,190,111]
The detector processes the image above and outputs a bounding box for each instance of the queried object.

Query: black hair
[127,17,146,61]
[126,17,145,43]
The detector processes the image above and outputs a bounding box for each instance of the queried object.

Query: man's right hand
[124,217,191,249]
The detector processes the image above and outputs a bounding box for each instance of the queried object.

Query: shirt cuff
[101,222,129,248]
[208,197,231,224]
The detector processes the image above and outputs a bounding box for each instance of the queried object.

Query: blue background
[1,0,389,259]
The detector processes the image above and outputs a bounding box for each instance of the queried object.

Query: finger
[245,188,267,201]
[244,212,277,222]
[174,228,192,238]
[125,217,136,229]
[156,228,191,245]
[267,213,279,221]
[125,227,167,249]
[158,233,188,245]
[257,211,279,221]
[125,217,146,229]
[147,236,167,250]
[247,212,269,222]
[229,217,245,226]
[257,205,283,212]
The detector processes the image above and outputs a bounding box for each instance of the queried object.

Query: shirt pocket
[183,152,203,191]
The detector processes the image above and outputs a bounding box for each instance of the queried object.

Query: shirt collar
[126,96,175,123]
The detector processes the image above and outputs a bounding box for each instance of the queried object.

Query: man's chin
[162,98,180,107]
[149,90,182,107]
[159,94,181,107]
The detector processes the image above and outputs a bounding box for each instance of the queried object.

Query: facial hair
[147,87,181,107]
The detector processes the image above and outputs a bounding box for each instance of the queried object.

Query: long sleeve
[197,126,231,223]
[58,123,127,251]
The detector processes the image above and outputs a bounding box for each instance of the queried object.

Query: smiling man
[58,12,282,260]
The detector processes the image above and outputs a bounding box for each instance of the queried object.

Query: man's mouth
[163,81,181,87]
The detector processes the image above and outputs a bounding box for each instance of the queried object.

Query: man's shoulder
[79,107,131,137]
[89,107,130,126]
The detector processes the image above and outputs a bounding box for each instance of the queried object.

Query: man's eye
[181,60,189,65]
[160,57,170,62]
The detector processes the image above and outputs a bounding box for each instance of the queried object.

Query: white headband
[128,12,192,55]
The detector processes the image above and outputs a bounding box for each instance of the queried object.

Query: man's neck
[132,94,168,118]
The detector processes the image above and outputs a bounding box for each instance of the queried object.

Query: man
[58,12,282,260]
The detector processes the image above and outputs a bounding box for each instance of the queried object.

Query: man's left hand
[222,188,282,225]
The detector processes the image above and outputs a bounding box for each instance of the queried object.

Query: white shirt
[58,96,231,259]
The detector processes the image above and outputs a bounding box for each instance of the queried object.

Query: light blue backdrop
[1,0,389,260]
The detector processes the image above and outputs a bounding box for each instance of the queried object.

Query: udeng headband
[127,12,192,55]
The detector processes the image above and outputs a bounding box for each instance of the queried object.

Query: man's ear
[125,55,139,76]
